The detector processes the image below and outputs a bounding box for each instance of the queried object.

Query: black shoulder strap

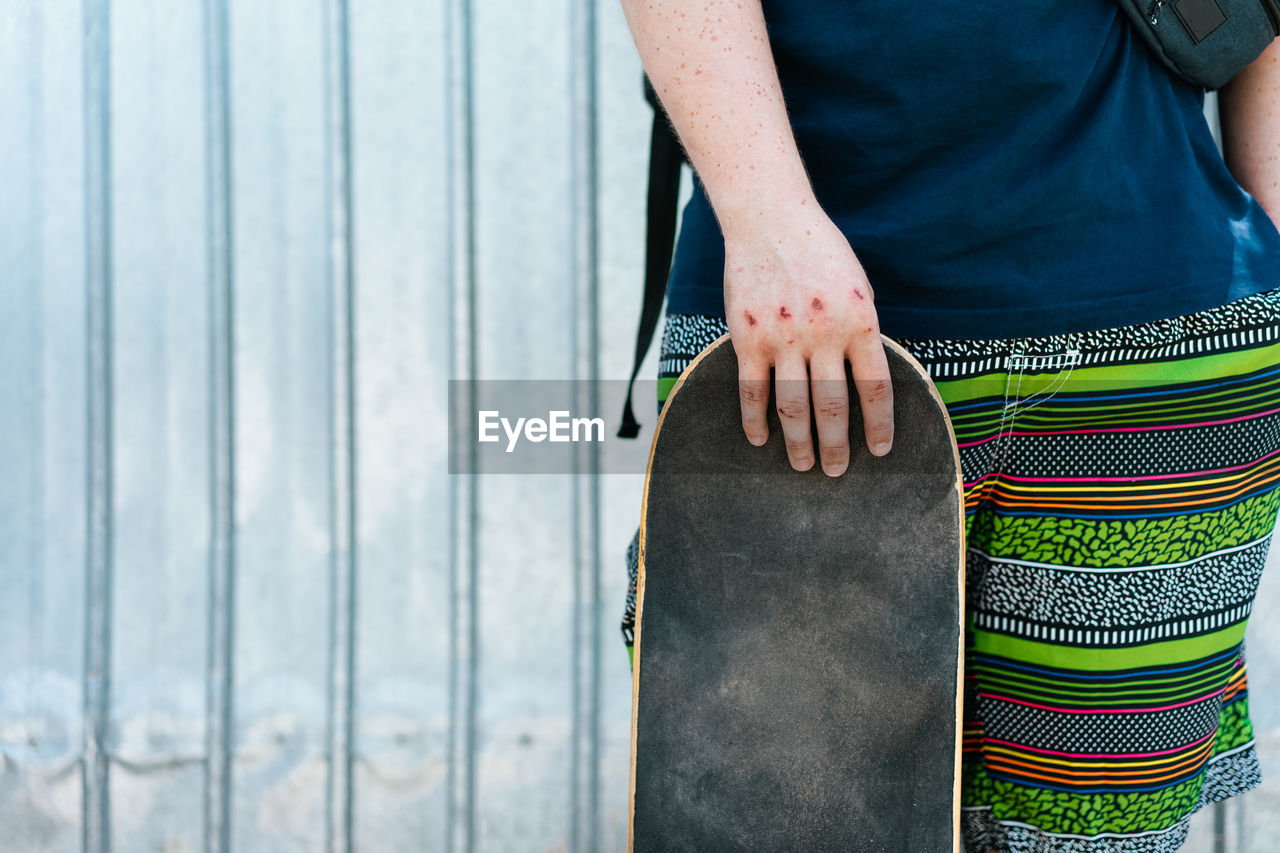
[618,77,687,438]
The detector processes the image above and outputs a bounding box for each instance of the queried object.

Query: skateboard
[629,334,964,852]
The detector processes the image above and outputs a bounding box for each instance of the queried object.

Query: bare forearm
[1220,39,1280,224]
[619,0,893,472]
[617,0,814,237]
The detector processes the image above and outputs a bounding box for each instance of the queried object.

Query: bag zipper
[1145,0,1168,25]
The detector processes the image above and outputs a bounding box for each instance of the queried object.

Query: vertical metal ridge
[568,0,602,848]
[446,0,479,850]
[322,0,357,850]
[202,0,236,851]
[1236,785,1246,851]
[81,0,114,850]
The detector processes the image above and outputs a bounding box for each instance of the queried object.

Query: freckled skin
[618,0,896,474]
[1217,47,1280,223]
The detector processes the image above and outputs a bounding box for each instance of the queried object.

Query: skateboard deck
[629,334,964,852]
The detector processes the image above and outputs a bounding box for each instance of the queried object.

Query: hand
[723,205,894,476]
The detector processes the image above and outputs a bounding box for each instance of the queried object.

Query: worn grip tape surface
[629,334,964,852]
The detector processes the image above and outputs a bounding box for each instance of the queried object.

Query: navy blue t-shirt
[664,0,1280,340]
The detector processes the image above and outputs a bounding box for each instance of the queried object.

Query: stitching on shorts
[976,335,1080,514]
[973,343,1023,514]
[1007,336,1081,417]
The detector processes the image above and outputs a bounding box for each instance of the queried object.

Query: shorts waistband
[894,287,1280,364]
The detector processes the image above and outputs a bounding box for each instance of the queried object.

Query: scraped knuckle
[739,383,768,406]
[814,396,848,420]
[776,399,808,421]
[863,378,892,405]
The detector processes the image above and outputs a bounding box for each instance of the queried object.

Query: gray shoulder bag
[1116,0,1279,88]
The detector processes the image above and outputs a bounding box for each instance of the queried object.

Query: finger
[809,351,850,477]
[774,355,815,471]
[848,335,894,456]
[737,352,771,447]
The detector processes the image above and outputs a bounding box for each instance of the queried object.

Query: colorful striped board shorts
[622,286,1280,853]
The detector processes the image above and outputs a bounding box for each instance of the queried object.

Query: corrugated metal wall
[2,2,1280,851]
